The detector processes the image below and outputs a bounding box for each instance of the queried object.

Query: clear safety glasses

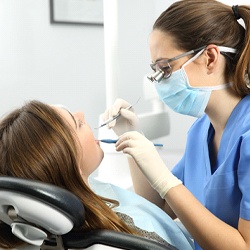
[147,46,206,83]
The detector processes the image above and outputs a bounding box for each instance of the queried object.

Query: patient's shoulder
[116,212,177,249]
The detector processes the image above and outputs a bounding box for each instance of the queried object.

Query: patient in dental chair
[0,100,193,250]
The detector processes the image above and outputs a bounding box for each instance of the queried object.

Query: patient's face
[54,107,104,182]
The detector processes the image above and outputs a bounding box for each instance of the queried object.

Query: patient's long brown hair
[0,100,136,249]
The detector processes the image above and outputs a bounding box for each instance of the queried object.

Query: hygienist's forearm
[165,184,250,250]
[127,156,176,219]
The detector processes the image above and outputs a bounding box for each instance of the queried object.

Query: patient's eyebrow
[67,111,77,129]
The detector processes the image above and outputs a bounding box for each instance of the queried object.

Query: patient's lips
[95,139,100,146]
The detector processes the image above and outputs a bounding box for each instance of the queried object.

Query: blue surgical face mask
[155,49,232,117]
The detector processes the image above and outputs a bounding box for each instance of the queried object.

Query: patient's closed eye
[78,119,84,128]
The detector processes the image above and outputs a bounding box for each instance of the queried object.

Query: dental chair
[0,177,177,250]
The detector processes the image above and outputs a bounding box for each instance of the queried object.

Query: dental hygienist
[102,1,250,249]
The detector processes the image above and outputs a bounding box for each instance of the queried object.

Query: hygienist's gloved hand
[115,131,182,198]
[101,98,140,136]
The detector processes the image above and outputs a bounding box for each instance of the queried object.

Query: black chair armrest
[61,230,177,250]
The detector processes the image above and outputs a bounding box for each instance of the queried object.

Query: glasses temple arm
[167,46,206,63]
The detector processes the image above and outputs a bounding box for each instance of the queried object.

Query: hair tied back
[232,5,241,20]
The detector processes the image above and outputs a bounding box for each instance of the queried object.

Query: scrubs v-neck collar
[205,95,250,175]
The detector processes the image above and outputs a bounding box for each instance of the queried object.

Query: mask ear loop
[181,46,237,90]
[179,48,206,89]
[181,46,236,70]
[181,49,206,68]
[217,46,236,54]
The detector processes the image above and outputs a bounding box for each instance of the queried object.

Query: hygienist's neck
[206,86,241,132]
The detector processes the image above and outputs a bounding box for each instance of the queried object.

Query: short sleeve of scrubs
[238,131,250,220]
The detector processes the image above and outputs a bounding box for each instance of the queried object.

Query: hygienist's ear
[204,44,220,73]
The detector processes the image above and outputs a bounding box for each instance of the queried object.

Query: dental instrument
[100,139,163,147]
[95,97,141,129]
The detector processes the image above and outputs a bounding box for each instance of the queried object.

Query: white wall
[219,0,249,4]
[0,0,106,139]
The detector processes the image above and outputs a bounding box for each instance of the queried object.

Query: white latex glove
[115,131,182,198]
[101,98,140,136]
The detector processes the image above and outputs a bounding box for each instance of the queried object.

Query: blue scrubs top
[172,94,250,249]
